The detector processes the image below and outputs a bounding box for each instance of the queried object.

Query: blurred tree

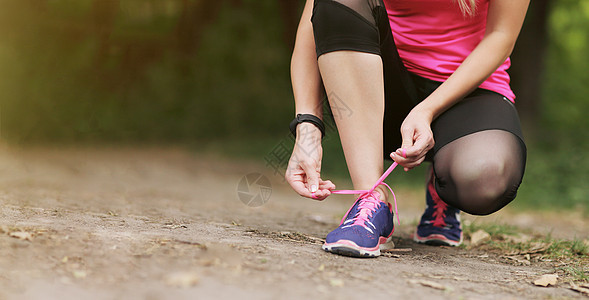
[510,0,552,126]
[92,0,119,69]
[175,0,225,59]
[0,0,586,145]
[278,0,305,49]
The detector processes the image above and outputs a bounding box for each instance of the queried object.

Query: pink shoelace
[427,173,448,228]
[313,161,402,226]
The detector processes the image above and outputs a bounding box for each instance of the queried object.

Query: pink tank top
[384,0,515,101]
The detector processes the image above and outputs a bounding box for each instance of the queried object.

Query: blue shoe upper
[325,194,394,248]
[416,181,462,242]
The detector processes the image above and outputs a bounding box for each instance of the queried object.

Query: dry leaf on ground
[533,274,558,287]
[9,232,33,241]
[570,284,589,296]
[505,256,531,266]
[408,279,449,291]
[382,253,400,258]
[501,233,532,244]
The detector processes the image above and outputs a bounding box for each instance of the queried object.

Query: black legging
[311,0,527,215]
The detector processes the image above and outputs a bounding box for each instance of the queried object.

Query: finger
[400,129,426,159]
[402,155,427,171]
[391,147,424,169]
[310,180,335,200]
[397,131,432,160]
[301,163,320,193]
[390,151,406,165]
[412,134,434,157]
[285,167,315,197]
[400,127,415,151]
[319,179,336,190]
[398,144,421,158]
[296,182,328,200]
[394,147,408,158]
[289,179,314,198]
[286,167,330,201]
[312,189,331,200]
[390,149,409,164]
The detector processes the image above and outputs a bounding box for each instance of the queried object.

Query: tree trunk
[92,0,119,69]
[278,0,305,50]
[510,0,551,127]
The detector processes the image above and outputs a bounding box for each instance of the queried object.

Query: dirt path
[0,146,586,299]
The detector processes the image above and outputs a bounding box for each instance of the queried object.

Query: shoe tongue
[350,195,380,228]
[363,192,382,204]
[356,194,379,211]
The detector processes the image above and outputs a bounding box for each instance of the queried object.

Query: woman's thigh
[430,91,527,215]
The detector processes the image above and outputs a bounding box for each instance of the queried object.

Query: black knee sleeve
[311,0,381,57]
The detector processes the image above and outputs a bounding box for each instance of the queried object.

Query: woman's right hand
[285,123,335,200]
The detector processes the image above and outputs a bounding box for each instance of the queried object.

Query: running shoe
[414,169,463,246]
[322,192,394,257]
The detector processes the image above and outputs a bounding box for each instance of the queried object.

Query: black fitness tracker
[289,114,325,139]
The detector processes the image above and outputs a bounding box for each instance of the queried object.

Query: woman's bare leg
[318,51,389,202]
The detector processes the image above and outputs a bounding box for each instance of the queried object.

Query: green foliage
[462,221,521,237]
[0,1,293,143]
[542,0,589,132]
[514,138,589,214]
[512,0,589,213]
[192,0,292,139]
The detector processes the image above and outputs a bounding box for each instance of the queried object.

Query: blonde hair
[456,0,477,16]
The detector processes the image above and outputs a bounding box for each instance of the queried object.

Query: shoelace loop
[311,150,405,225]
[346,194,380,230]
[331,162,400,226]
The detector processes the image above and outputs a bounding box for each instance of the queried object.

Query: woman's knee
[448,157,520,215]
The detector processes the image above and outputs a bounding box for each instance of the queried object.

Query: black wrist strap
[289,114,325,139]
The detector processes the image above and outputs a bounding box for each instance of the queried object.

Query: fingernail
[311,185,318,193]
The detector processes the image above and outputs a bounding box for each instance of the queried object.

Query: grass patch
[463,221,589,284]
[462,221,521,237]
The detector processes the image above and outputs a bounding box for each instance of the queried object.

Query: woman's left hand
[390,106,435,171]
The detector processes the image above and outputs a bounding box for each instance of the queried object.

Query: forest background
[0,0,586,213]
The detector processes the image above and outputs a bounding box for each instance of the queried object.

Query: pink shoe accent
[427,169,448,228]
[323,234,394,253]
[413,232,463,247]
[324,239,379,252]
